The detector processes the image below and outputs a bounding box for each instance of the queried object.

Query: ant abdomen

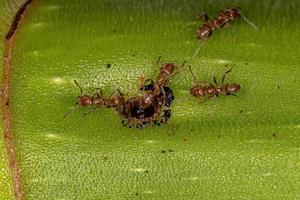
[190,86,205,97]
[226,83,241,94]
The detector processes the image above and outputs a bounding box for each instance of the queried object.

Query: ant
[196,7,258,41]
[64,80,125,118]
[188,66,241,101]
[191,7,258,61]
[121,82,175,128]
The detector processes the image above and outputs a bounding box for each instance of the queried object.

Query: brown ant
[196,7,258,41]
[64,80,125,118]
[192,7,258,58]
[120,57,182,128]
[188,66,241,100]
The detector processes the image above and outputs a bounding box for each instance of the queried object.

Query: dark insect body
[188,66,241,100]
[121,59,180,128]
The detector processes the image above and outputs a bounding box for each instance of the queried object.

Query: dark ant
[121,84,174,128]
[196,7,258,41]
[120,57,182,128]
[188,66,241,100]
[64,80,125,118]
[120,93,167,128]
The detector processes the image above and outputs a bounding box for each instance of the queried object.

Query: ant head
[197,26,212,40]
[162,63,176,75]
[231,7,242,18]
[227,83,241,93]
[79,95,93,106]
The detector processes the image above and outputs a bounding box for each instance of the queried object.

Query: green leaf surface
[2,0,300,199]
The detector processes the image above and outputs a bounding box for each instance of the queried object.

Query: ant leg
[83,107,101,116]
[181,60,187,68]
[198,98,208,104]
[221,66,233,84]
[213,75,218,86]
[188,65,197,85]
[207,95,216,115]
[192,37,207,59]
[156,56,162,65]
[224,23,234,42]
[63,102,79,118]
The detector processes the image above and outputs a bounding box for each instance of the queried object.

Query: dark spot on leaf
[106,63,111,68]
[145,170,149,173]
[161,150,166,153]
[168,149,174,153]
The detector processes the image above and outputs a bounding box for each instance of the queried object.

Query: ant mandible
[188,66,241,101]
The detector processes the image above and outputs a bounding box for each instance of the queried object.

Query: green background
[1,0,300,199]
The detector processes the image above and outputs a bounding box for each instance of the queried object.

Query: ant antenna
[188,65,197,84]
[240,12,259,31]
[156,56,162,65]
[181,60,187,68]
[222,65,234,84]
[74,80,83,95]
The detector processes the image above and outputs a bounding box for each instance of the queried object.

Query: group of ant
[65,7,256,128]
